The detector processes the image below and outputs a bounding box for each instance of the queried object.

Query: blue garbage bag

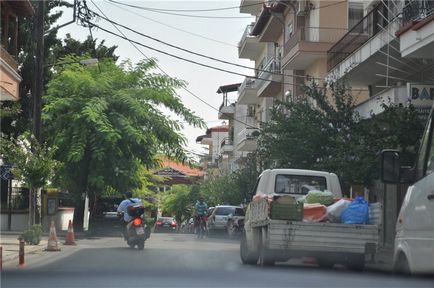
[341,196,369,224]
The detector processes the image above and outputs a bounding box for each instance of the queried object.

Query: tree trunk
[28,186,34,227]
[35,187,42,224]
[73,142,92,232]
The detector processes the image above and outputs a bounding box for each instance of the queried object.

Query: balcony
[256,57,282,98]
[236,127,259,152]
[220,137,234,154]
[240,0,263,15]
[238,24,264,60]
[238,77,257,105]
[282,27,347,70]
[327,2,389,71]
[398,0,434,59]
[218,101,235,120]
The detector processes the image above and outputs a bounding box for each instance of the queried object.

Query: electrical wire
[109,0,348,16]
[107,0,253,19]
[88,0,260,130]
[87,6,325,81]
[105,0,237,48]
[108,0,264,12]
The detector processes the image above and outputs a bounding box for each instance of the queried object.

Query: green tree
[160,185,198,227]
[1,135,58,226]
[200,173,243,206]
[257,82,424,192]
[42,57,205,229]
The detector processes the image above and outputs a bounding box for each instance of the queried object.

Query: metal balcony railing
[238,77,257,93]
[327,2,389,71]
[284,27,348,56]
[220,137,234,149]
[238,127,259,141]
[238,24,255,48]
[402,0,434,26]
[257,57,280,81]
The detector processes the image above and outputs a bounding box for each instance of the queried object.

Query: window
[348,2,364,31]
[215,207,236,216]
[274,174,327,194]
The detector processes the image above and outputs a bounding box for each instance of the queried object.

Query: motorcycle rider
[117,191,142,239]
[194,197,208,233]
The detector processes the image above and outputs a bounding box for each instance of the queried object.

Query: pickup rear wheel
[346,254,365,271]
[240,231,259,265]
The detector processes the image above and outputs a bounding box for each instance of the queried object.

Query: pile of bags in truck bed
[299,191,371,224]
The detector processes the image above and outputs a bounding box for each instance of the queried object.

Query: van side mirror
[381,150,401,183]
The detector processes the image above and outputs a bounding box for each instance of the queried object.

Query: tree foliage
[160,184,199,225]
[257,82,424,192]
[43,57,205,207]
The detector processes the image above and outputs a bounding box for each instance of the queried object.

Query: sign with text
[408,83,434,105]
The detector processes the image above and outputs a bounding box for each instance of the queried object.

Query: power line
[87,6,324,81]
[107,0,254,19]
[109,0,264,12]
[87,0,259,130]
[105,0,237,48]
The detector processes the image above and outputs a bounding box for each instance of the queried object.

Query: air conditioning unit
[247,105,256,117]
[297,0,307,16]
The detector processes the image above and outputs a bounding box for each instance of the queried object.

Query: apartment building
[0,0,34,102]
[327,0,434,118]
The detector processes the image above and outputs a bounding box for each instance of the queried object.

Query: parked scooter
[118,204,150,249]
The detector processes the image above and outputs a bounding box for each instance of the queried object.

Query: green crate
[270,201,304,221]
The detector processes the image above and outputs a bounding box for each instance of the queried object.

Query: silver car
[207,205,245,233]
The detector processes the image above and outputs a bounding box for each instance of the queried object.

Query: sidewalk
[1,233,49,265]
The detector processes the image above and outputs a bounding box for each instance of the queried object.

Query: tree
[257,81,424,192]
[160,185,198,227]
[200,173,243,206]
[0,135,58,226]
[42,57,205,229]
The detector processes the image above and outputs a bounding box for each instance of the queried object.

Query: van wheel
[240,232,259,265]
[394,254,410,275]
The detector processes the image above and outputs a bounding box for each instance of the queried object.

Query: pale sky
[53,0,255,158]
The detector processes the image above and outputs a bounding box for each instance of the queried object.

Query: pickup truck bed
[264,220,379,254]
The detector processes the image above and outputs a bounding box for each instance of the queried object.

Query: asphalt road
[2,233,433,288]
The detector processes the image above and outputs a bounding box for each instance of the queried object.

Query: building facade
[0,0,34,102]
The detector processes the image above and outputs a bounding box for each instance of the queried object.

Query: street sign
[0,165,13,180]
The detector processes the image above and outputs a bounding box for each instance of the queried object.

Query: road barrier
[18,238,25,267]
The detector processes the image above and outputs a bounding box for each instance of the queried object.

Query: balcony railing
[402,0,434,26]
[284,27,348,56]
[327,2,389,71]
[238,24,255,48]
[257,57,280,81]
[238,77,256,93]
[220,137,234,149]
[238,127,259,141]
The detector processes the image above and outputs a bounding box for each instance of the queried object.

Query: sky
[53,0,256,158]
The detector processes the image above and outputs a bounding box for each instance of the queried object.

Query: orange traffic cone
[46,220,61,251]
[64,220,76,245]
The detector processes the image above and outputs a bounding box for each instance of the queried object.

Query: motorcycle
[119,204,151,249]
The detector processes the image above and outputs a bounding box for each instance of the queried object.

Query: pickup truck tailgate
[268,221,379,254]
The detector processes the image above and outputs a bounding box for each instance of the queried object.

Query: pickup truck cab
[253,169,342,198]
[381,105,434,275]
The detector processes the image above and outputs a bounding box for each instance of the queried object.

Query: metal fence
[1,187,29,211]
[402,0,434,26]
[327,2,389,71]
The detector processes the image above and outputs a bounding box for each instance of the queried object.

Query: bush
[22,224,43,245]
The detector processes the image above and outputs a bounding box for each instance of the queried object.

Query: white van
[381,107,434,274]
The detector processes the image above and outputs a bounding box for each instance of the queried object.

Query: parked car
[154,217,177,233]
[207,205,245,235]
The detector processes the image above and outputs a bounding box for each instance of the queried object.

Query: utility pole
[31,0,45,226]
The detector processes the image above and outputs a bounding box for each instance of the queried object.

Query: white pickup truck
[240,169,380,269]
